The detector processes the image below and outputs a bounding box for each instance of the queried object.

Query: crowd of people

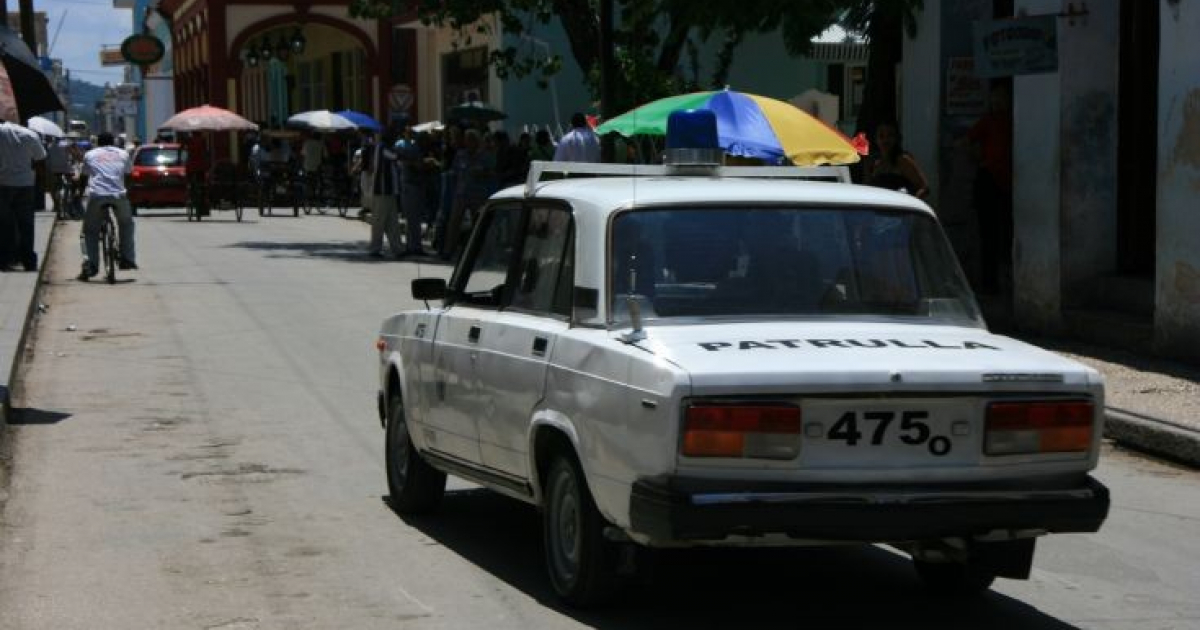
[270,111,603,260]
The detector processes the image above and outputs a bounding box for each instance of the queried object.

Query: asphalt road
[1,209,1197,629]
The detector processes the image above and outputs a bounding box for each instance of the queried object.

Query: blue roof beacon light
[664,108,723,171]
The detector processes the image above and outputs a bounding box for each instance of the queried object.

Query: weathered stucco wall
[1012,0,1063,332]
[901,2,941,206]
[1155,0,1200,360]
[1058,4,1119,304]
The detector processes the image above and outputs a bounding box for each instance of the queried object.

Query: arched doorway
[233,19,376,128]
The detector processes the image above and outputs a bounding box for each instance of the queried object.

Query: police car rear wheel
[913,558,996,596]
[543,456,620,606]
[385,393,445,513]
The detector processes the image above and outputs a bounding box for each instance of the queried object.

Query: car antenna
[621,254,646,343]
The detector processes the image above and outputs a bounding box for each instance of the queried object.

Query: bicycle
[186,176,207,222]
[98,202,120,284]
[256,164,300,218]
[301,170,323,215]
[54,174,83,220]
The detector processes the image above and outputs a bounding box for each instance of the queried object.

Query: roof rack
[523,160,852,198]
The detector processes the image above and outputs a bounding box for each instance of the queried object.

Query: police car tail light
[682,404,802,459]
[984,401,1093,455]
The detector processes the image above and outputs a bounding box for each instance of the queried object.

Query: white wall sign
[973,15,1059,78]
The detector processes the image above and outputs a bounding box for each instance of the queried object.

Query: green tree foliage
[350,0,846,114]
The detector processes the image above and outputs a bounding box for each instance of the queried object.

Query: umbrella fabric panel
[287,110,356,131]
[447,101,506,122]
[27,116,63,137]
[597,88,859,167]
[160,105,258,132]
[747,93,859,166]
[597,92,711,136]
[1,27,65,120]
[335,110,381,131]
[707,90,785,161]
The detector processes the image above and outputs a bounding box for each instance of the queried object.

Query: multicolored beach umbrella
[596,89,862,166]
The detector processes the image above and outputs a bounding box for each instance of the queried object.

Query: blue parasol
[335,109,382,132]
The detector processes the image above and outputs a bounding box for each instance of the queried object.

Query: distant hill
[65,77,106,129]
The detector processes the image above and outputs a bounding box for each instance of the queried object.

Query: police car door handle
[532,337,548,357]
[468,326,481,343]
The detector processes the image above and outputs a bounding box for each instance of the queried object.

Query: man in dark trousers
[0,115,48,271]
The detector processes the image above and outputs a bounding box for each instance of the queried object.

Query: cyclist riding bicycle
[78,132,138,281]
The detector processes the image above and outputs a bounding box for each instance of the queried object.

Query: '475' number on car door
[827,411,952,456]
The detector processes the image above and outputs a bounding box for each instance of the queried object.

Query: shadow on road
[226,240,453,266]
[387,489,1081,629]
[7,407,72,425]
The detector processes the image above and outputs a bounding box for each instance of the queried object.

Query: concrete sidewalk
[1,210,56,426]
[1026,336,1200,467]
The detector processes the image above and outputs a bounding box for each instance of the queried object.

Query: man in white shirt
[0,118,48,271]
[552,113,601,163]
[78,132,137,280]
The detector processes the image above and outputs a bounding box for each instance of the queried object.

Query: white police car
[375,123,1108,606]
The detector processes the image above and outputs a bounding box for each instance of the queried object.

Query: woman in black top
[864,121,929,200]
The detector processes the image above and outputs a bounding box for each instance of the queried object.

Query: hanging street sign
[120,34,166,67]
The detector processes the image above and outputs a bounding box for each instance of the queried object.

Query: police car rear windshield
[609,207,982,326]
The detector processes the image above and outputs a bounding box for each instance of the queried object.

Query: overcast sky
[35,0,133,87]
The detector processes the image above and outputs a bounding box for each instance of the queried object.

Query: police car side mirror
[412,278,446,302]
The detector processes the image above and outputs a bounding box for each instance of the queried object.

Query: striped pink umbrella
[159,105,258,132]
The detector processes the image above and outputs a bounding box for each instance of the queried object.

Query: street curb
[1105,407,1200,468]
[0,213,58,428]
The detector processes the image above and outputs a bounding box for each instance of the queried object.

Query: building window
[298,59,326,111]
[442,46,489,116]
[341,49,366,112]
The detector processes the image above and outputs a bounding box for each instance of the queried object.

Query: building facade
[158,0,409,129]
[902,0,1199,361]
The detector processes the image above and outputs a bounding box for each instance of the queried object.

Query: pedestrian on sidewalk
[864,121,929,200]
[530,129,555,162]
[553,113,600,163]
[366,124,404,258]
[967,80,1014,295]
[398,132,436,257]
[45,135,73,217]
[184,132,211,217]
[441,129,495,260]
[0,116,48,272]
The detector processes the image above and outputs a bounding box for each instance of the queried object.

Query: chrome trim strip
[689,487,1097,506]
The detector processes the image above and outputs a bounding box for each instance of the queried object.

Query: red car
[127,143,188,209]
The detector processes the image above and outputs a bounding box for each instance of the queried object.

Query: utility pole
[19,0,37,54]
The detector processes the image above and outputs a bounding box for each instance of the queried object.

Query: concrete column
[901,2,941,204]
[1154,0,1200,359]
[1058,3,1120,305]
[1012,0,1063,332]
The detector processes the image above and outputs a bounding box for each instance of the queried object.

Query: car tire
[385,392,446,513]
[913,558,996,596]
[543,455,621,607]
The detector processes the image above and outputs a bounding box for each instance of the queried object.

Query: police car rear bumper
[628,475,1109,543]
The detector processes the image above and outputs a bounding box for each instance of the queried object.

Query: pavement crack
[180,463,306,481]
